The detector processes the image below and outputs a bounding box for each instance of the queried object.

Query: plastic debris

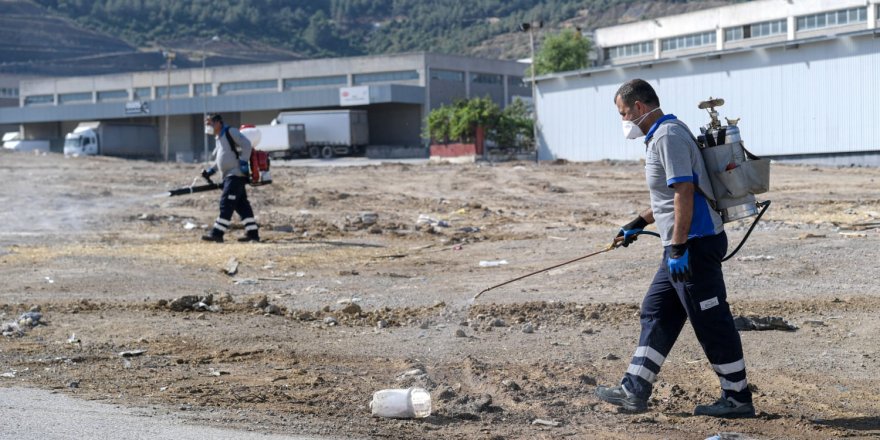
[479,260,508,268]
[183,221,197,230]
[370,388,432,418]
[705,433,755,440]
[532,419,561,427]
[416,214,450,228]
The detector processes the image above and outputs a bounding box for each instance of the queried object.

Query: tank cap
[698,97,725,109]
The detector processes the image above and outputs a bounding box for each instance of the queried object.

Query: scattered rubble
[736,255,775,262]
[224,257,239,276]
[734,315,798,331]
[166,294,221,313]
[119,350,146,358]
[2,311,45,337]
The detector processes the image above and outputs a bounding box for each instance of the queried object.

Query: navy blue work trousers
[621,232,752,404]
[209,176,257,236]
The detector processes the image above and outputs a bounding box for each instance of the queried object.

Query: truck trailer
[2,131,50,153]
[63,122,159,158]
[248,123,306,159]
[272,110,368,159]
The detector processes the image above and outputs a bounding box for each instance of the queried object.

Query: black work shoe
[595,385,648,412]
[201,233,224,243]
[237,231,260,242]
[694,398,755,418]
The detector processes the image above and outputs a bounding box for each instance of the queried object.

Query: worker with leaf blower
[201,114,260,243]
[594,79,754,418]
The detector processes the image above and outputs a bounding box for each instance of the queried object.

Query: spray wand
[473,230,660,300]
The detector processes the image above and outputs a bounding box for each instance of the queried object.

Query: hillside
[2,0,743,77]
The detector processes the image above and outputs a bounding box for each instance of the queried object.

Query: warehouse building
[536,0,880,165]
[0,52,530,160]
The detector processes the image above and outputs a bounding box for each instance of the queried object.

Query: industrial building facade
[536,0,880,165]
[0,52,530,160]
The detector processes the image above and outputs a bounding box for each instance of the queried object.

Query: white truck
[247,123,306,159]
[272,109,368,159]
[63,122,159,158]
[2,131,50,153]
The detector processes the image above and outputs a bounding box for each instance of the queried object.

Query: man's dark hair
[208,113,223,123]
[614,79,660,108]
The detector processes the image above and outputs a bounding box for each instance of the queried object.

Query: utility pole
[520,21,542,163]
[163,50,175,162]
[201,36,219,164]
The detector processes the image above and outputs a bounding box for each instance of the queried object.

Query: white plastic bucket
[369,388,432,418]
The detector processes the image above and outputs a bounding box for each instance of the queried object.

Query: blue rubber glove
[238,160,250,176]
[616,215,649,247]
[201,167,216,180]
[668,243,691,282]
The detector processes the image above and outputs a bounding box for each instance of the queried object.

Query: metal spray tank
[694,97,771,223]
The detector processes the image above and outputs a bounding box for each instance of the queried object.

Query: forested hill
[4,0,740,76]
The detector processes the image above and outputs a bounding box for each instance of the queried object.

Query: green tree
[426,96,533,148]
[532,28,591,75]
[494,97,534,149]
[425,104,455,144]
[450,97,500,142]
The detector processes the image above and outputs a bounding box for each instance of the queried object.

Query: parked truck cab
[64,126,99,156]
[63,122,159,158]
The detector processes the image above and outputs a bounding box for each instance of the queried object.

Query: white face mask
[621,107,660,139]
[204,125,215,136]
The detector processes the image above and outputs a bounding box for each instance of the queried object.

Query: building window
[470,72,502,85]
[726,19,787,42]
[797,7,867,31]
[430,69,464,82]
[0,87,19,98]
[97,89,128,102]
[58,92,92,104]
[194,83,212,96]
[156,85,189,98]
[352,70,419,85]
[283,75,347,89]
[24,94,53,106]
[605,41,654,60]
[133,87,151,100]
[661,31,716,52]
[218,79,277,95]
[751,19,787,38]
[725,27,744,42]
[508,76,527,88]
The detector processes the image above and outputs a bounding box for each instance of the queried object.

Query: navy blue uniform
[620,115,752,406]
[212,175,257,237]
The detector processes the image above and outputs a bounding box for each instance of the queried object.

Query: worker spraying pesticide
[200,114,261,243]
[593,79,771,418]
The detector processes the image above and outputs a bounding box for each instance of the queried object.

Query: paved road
[0,387,339,440]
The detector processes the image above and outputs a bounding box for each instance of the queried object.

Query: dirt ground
[1,152,879,439]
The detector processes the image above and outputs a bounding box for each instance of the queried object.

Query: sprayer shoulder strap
[224,128,241,160]
[671,120,718,206]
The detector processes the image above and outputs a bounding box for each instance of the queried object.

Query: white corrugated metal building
[535,0,880,165]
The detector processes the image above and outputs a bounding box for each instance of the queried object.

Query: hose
[722,200,771,262]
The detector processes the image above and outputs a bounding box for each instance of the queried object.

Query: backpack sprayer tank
[695,98,771,223]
